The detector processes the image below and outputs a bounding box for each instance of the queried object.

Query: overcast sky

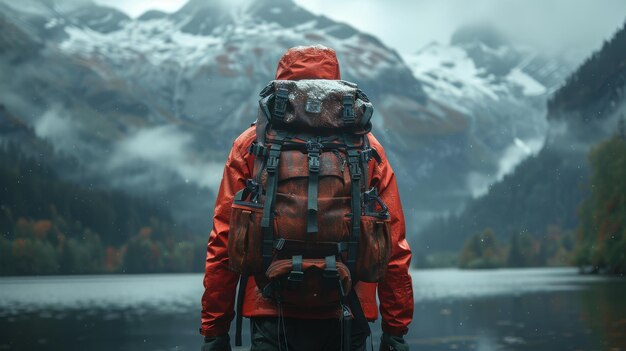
[95,0,626,61]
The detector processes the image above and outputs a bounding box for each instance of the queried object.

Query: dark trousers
[250,317,369,351]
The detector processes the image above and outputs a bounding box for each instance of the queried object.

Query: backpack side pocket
[228,201,264,275]
[356,215,392,282]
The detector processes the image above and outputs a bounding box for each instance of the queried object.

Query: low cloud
[468,136,544,198]
[33,106,77,151]
[108,125,223,190]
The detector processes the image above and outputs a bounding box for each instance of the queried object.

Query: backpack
[227,79,392,315]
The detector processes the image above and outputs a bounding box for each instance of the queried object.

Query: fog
[96,0,626,62]
[294,0,626,61]
[108,125,223,190]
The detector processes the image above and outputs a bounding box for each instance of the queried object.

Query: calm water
[1,268,625,351]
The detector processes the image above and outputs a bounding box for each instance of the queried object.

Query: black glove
[379,333,409,351]
[202,334,231,351]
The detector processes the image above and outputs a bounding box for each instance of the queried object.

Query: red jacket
[200,46,413,337]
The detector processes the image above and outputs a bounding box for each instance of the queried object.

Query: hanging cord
[340,309,344,351]
[280,303,289,351]
[276,298,289,351]
[276,292,283,351]
[277,303,282,351]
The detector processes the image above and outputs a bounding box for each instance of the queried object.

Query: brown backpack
[227,79,391,314]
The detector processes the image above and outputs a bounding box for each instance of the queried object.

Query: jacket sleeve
[200,135,252,337]
[371,139,414,336]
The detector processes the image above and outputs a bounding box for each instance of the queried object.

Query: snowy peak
[404,32,571,108]
[404,41,548,108]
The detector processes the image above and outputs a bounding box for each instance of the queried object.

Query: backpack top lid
[258,79,373,135]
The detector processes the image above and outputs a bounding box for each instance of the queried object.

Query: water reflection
[0,268,624,350]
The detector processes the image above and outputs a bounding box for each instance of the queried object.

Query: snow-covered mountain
[0,0,436,232]
[403,24,574,198]
[0,2,573,235]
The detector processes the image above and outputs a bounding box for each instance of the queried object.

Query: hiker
[200,45,413,351]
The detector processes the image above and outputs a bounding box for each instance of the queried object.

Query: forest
[548,20,626,119]
[453,133,626,273]
[416,147,587,253]
[0,143,206,275]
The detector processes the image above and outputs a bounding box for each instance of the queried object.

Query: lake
[1,268,625,351]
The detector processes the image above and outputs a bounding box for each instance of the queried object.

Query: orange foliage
[138,226,152,239]
[33,220,53,240]
[105,246,122,272]
[15,218,33,238]
[150,243,161,260]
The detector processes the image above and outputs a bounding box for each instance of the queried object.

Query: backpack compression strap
[261,131,287,268]
[306,137,323,235]
[344,135,362,274]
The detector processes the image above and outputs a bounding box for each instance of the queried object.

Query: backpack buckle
[287,271,304,282]
[343,94,355,125]
[348,161,361,180]
[248,142,267,157]
[273,88,289,120]
[306,138,323,173]
[266,149,280,173]
[306,138,323,153]
[309,156,319,172]
[288,255,304,283]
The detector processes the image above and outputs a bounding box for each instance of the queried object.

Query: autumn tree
[576,136,626,274]
[459,228,504,269]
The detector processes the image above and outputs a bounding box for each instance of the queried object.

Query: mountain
[417,21,626,252]
[403,23,574,201]
[0,1,574,239]
[1,0,440,234]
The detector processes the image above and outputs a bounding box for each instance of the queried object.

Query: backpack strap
[234,274,248,347]
[344,135,362,275]
[260,131,287,268]
[306,137,323,235]
[273,88,289,122]
[288,255,304,282]
[343,94,355,126]
[348,287,371,338]
[360,135,371,193]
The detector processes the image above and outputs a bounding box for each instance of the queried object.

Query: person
[200,45,413,351]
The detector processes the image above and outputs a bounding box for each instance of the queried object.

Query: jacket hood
[275,45,341,80]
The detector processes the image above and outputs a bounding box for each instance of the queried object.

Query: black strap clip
[266,149,280,173]
[361,148,373,162]
[306,138,323,173]
[248,142,267,157]
[273,88,289,120]
[348,158,361,180]
[343,94,355,125]
[288,255,304,282]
